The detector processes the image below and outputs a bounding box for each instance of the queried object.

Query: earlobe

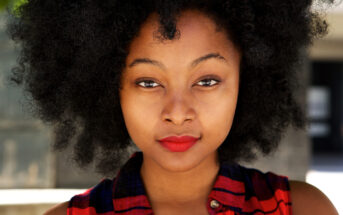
[289,180,338,215]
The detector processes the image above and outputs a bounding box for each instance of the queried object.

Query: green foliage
[0,0,28,16]
[12,0,28,16]
[0,0,11,11]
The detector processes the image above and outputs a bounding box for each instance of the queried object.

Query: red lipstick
[158,135,199,152]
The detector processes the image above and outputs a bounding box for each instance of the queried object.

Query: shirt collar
[112,151,246,214]
[112,152,152,214]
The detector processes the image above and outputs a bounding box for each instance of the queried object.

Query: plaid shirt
[67,152,292,215]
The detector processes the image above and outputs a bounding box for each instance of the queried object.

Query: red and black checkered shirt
[67,152,292,214]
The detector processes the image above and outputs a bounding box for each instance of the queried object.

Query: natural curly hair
[6,0,330,175]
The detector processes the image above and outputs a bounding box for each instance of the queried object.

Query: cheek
[199,86,238,141]
[120,91,158,143]
[203,97,237,132]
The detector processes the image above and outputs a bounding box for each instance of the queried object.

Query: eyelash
[135,77,221,89]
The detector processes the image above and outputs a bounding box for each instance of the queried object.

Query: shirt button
[210,199,220,209]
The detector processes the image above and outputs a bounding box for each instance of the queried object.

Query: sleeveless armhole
[67,179,115,215]
[239,164,293,215]
[67,187,93,215]
[265,171,292,215]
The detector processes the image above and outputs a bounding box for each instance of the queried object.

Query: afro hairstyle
[6,0,330,175]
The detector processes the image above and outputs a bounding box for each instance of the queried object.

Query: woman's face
[120,10,241,172]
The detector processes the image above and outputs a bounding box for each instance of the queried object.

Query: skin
[44,9,338,215]
[119,10,240,214]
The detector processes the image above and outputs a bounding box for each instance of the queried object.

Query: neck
[140,152,220,207]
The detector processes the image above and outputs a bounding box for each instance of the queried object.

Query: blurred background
[0,0,342,214]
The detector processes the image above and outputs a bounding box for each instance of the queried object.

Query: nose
[161,90,196,125]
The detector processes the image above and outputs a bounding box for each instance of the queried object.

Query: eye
[135,79,161,88]
[196,78,220,87]
[135,77,221,89]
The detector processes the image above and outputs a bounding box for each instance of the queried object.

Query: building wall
[241,51,311,181]
[0,13,55,189]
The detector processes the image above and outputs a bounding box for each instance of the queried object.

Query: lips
[159,135,199,143]
[158,135,199,152]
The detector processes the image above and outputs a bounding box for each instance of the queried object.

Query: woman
[6,0,338,214]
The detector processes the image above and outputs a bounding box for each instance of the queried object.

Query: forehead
[125,10,238,63]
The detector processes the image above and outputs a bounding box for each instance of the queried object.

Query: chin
[154,152,206,173]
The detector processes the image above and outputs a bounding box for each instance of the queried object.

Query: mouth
[158,135,199,152]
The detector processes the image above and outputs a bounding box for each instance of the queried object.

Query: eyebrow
[128,53,227,70]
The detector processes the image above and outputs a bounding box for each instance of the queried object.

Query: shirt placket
[207,198,236,215]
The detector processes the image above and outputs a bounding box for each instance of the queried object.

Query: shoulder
[43,201,69,215]
[289,180,338,215]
